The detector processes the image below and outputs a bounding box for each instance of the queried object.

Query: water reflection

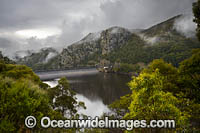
[76,94,110,117]
[68,73,131,105]
[40,69,131,117]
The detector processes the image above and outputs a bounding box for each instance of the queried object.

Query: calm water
[37,69,131,117]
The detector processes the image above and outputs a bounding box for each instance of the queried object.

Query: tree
[177,50,200,130]
[109,94,132,119]
[124,69,189,132]
[108,52,200,132]
[0,62,69,132]
[178,49,200,103]
[0,77,50,132]
[193,0,200,40]
[48,77,86,117]
[143,59,179,94]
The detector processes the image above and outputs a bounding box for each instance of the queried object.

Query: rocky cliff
[59,26,132,68]
[17,15,200,70]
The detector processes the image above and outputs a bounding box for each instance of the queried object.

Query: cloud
[0,0,197,58]
[174,13,197,38]
[0,0,104,31]
[0,36,22,57]
[100,0,196,29]
[44,52,58,63]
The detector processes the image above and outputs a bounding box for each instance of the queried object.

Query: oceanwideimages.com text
[25,116,175,130]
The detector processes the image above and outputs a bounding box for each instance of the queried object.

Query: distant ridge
[16,15,200,70]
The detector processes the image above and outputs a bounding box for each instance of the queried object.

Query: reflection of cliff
[68,73,131,105]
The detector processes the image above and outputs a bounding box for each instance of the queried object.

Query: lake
[36,69,131,118]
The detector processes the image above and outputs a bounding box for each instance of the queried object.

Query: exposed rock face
[60,39,100,68]
[16,15,200,70]
[100,27,132,55]
[15,27,132,70]
[59,26,132,68]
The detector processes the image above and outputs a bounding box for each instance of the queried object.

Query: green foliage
[48,77,86,117]
[143,59,179,94]
[0,77,50,132]
[109,94,132,119]
[109,51,200,132]
[1,62,38,81]
[0,62,86,132]
[193,0,200,40]
[124,70,189,132]
[0,62,57,132]
[0,61,48,90]
[113,63,140,74]
[144,59,177,74]
[106,34,147,64]
[178,49,200,102]
[104,17,200,68]
[0,60,6,72]
[145,38,200,67]
[106,32,200,68]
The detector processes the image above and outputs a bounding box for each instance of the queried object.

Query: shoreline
[36,68,99,81]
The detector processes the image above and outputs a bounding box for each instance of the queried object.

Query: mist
[0,0,197,58]
[174,13,197,38]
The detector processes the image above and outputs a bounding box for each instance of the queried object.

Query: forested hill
[106,15,200,67]
[16,47,59,70]
[141,15,182,36]
[17,15,200,71]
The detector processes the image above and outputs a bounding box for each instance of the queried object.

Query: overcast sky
[0,0,196,57]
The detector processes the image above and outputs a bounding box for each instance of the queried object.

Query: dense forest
[0,57,86,132]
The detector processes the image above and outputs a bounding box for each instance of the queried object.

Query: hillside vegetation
[105,15,200,67]
[17,15,200,71]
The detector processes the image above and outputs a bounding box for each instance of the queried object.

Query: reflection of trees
[68,73,131,105]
